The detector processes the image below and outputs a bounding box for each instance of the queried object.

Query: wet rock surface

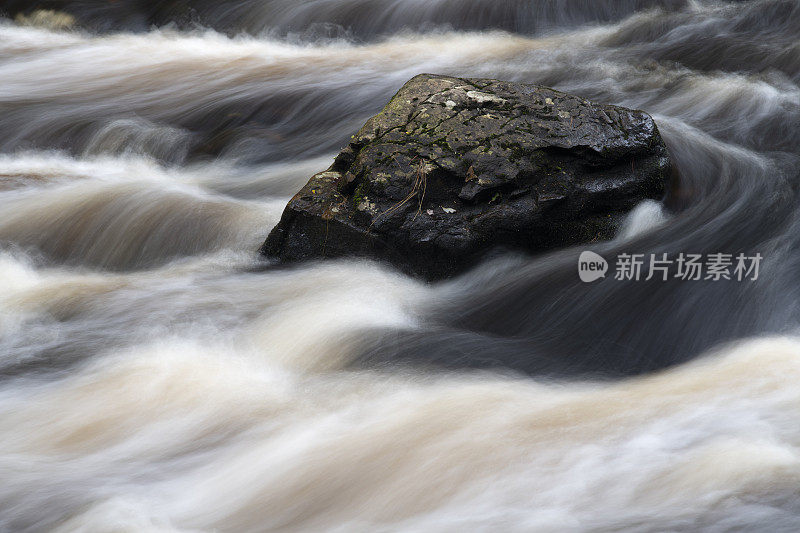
[262,74,671,279]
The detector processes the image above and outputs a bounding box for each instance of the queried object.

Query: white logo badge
[578,251,608,282]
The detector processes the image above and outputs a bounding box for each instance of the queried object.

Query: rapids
[1,0,800,531]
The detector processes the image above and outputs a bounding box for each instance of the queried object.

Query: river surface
[1,1,800,531]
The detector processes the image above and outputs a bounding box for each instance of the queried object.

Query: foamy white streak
[1,337,799,531]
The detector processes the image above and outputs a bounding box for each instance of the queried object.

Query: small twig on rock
[371,158,428,228]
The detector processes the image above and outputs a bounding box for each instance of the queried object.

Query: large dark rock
[262,74,671,279]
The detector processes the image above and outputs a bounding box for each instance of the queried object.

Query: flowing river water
[1,1,800,531]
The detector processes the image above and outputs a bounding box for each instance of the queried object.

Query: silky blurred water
[1,1,800,531]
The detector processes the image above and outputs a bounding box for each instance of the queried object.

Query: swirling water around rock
[1,1,800,530]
